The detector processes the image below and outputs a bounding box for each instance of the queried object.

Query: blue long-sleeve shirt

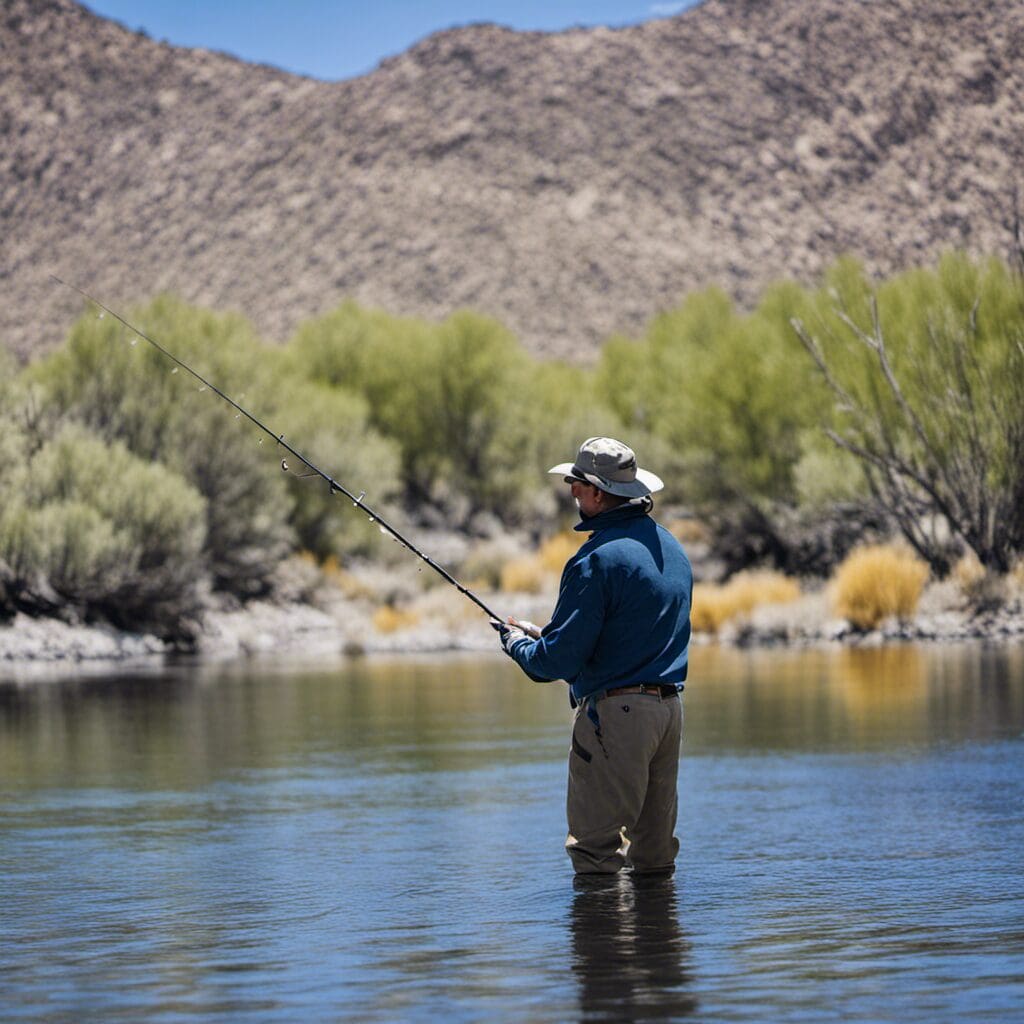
[509,501,692,704]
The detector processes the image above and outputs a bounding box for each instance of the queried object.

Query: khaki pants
[565,691,682,874]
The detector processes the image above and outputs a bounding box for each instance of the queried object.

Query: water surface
[2,644,1023,1021]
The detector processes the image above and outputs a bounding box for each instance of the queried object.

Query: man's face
[570,479,605,518]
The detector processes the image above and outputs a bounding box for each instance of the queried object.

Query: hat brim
[548,463,664,497]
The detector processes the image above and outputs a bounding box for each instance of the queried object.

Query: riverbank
[2,574,1022,676]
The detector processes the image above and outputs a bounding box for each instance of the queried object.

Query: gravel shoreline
[2,586,1022,680]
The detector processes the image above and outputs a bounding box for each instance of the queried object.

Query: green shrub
[596,284,826,509]
[794,254,1024,572]
[292,303,446,502]
[291,304,623,526]
[264,376,402,560]
[414,310,527,509]
[0,425,207,631]
[30,297,293,594]
[514,360,636,524]
[792,430,866,509]
[11,501,123,600]
[0,351,28,490]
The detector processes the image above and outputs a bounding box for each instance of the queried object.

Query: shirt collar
[573,497,653,532]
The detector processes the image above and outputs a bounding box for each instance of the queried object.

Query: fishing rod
[50,275,506,624]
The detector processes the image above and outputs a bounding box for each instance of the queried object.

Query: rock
[2,575,1021,674]
[196,600,344,660]
[0,613,167,665]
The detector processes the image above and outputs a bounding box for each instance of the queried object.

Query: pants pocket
[571,732,593,764]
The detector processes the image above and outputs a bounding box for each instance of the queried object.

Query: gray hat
[548,436,664,498]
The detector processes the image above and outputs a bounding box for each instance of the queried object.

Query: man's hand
[491,619,532,657]
[509,617,542,639]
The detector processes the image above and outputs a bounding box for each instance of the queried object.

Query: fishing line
[50,275,506,624]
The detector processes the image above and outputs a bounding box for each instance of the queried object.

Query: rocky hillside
[2,0,1022,361]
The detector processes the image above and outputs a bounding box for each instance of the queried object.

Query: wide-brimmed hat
[548,436,663,498]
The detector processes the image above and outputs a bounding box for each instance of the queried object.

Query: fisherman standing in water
[495,438,693,875]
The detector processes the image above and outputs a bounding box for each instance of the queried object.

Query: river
[2,643,1023,1021]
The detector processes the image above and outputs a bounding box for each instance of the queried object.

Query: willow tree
[792,255,1024,574]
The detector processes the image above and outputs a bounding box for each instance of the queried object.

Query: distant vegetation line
[1,251,1022,638]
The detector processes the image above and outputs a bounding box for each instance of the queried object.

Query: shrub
[1012,558,1024,589]
[537,531,584,573]
[792,431,866,510]
[665,518,709,545]
[291,303,623,526]
[0,425,207,632]
[292,305,522,515]
[264,376,401,561]
[499,556,548,594]
[11,501,124,600]
[316,555,377,600]
[831,544,929,629]
[516,361,630,525]
[0,349,26,464]
[596,284,826,509]
[1008,559,1024,604]
[372,604,421,633]
[706,500,891,579]
[794,254,1024,573]
[496,531,586,593]
[689,584,726,635]
[690,571,801,634]
[951,552,987,595]
[30,297,293,595]
[458,538,522,590]
[949,551,1009,612]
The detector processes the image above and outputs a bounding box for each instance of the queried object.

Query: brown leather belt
[601,684,679,700]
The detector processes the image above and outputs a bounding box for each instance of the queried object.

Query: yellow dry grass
[372,605,421,633]
[499,556,547,594]
[691,570,801,634]
[537,531,585,573]
[316,553,375,599]
[831,544,929,629]
[499,531,584,593]
[665,518,709,545]
[951,551,986,595]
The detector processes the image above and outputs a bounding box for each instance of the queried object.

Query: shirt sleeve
[509,556,606,683]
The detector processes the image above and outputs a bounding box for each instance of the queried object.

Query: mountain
[2,0,1022,362]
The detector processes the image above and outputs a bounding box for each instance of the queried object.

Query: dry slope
[2,0,1022,361]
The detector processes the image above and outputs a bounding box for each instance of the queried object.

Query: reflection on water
[690,642,1024,752]
[1,644,1023,1021]
[0,656,570,790]
[571,874,696,1021]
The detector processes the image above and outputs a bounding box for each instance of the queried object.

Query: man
[495,437,693,875]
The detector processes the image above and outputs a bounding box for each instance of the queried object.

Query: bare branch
[792,283,1024,572]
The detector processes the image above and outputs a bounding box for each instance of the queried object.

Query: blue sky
[83,1,700,81]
